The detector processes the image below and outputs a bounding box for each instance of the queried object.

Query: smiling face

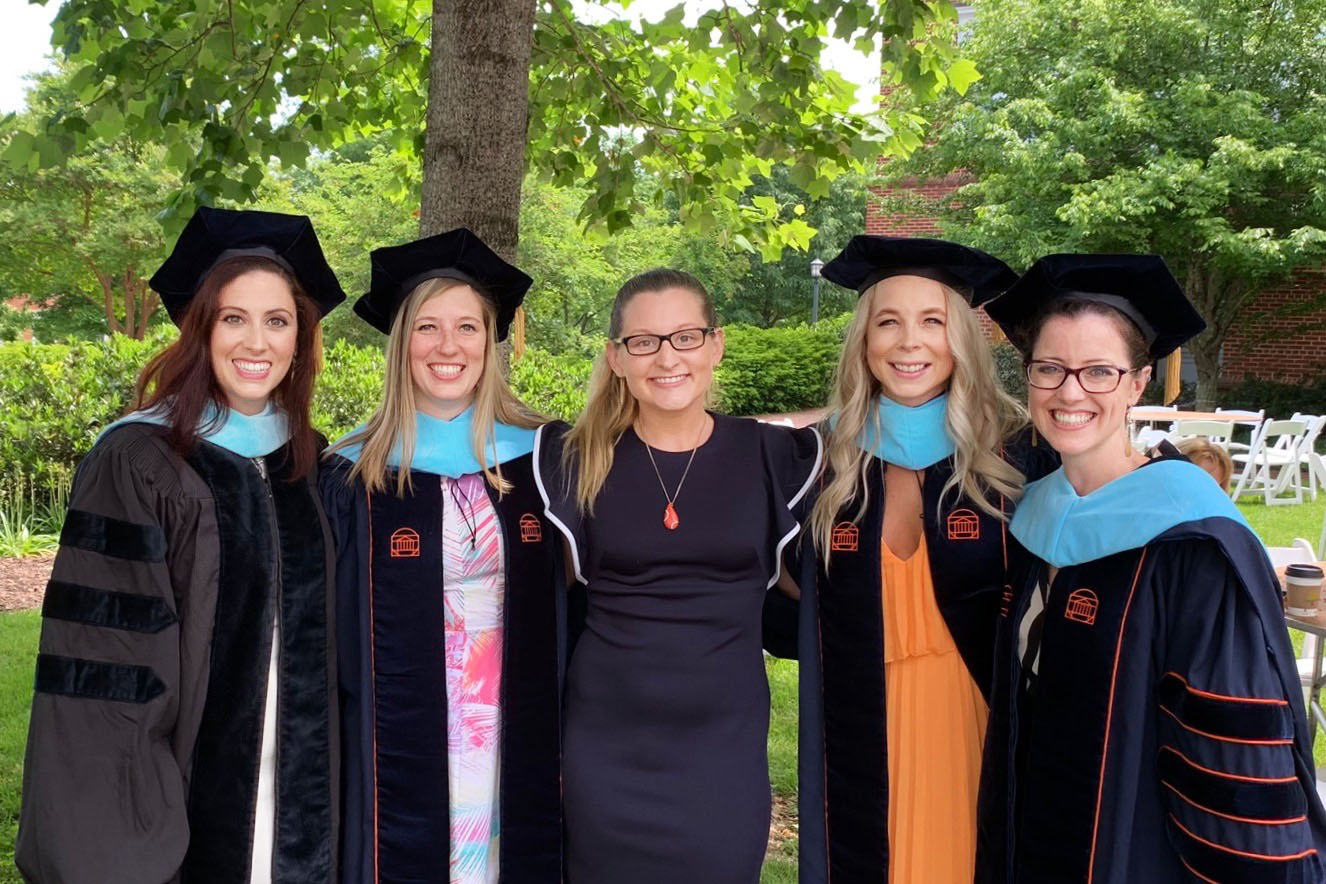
[1028,312,1151,465]
[408,284,489,420]
[208,269,298,415]
[604,286,724,421]
[864,275,955,406]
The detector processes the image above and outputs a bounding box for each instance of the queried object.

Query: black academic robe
[789,431,1056,884]
[979,502,1326,881]
[17,423,339,884]
[320,453,563,884]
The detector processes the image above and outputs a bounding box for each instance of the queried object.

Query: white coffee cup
[1286,564,1324,616]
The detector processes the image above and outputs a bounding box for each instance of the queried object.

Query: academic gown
[319,453,564,884]
[977,453,1326,884]
[17,423,339,884]
[785,429,1056,883]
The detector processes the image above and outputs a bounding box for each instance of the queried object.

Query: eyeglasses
[615,327,715,356]
[1024,360,1138,393]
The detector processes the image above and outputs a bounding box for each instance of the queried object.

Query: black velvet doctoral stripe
[1157,747,1307,823]
[60,508,166,562]
[817,458,889,881]
[270,460,335,883]
[491,456,564,881]
[34,652,165,703]
[1014,551,1146,883]
[181,445,278,884]
[1158,673,1295,743]
[369,479,450,881]
[42,579,177,633]
[1168,815,1323,883]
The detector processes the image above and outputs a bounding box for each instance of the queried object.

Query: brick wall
[866,180,1326,382]
[1219,268,1326,384]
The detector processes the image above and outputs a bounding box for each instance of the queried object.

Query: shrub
[510,347,594,422]
[313,338,387,441]
[715,323,844,415]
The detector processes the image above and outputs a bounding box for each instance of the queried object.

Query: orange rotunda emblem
[830,522,859,552]
[946,508,981,541]
[389,527,421,558]
[1064,588,1099,626]
[519,513,543,543]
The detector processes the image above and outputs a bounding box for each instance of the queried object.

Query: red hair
[134,256,323,479]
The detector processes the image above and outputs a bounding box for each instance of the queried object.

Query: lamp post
[810,257,824,326]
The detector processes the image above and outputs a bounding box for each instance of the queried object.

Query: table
[1129,408,1260,424]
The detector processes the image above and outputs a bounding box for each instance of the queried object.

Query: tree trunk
[1189,327,1223,411]
[420,0,537,260]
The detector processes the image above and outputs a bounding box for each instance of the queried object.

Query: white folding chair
[1172,420,1237,444]
[1134,427,1174,450]
[1232,418,1310,505]
[1287,414,1325,501]
[1215,407,1265,455]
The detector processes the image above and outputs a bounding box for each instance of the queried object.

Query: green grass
[0,611,38,883]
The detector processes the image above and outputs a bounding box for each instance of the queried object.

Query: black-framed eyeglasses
[615,327,715,356]
[1024,360,1138,393]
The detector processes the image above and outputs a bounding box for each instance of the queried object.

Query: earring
[1030,425,1038,447]
[1123,420,1132,457]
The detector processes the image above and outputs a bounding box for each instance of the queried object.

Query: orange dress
[881,532,988,884]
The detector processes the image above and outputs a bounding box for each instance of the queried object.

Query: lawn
[0,495,1321,881]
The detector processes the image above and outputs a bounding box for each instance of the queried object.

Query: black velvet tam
[149,207,346,323]
[985,253,1206,360]
[820,235,1018,306]
[354,228,533,340]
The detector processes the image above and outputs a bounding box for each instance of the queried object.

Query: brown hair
[1025,298,1150,369]
[133,256,323,479]
[563,268,718,513]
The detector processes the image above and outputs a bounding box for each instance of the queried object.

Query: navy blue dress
[535,415,821,884]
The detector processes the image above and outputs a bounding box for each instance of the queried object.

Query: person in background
[17,207,345,883]
[1173,436,1234,491]
[535,268,822,884]
[789,236,1056,883]
[321,229,562,884]
[978,254,1326,883]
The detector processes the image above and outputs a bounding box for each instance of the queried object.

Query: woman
[533,268,822,883]
[790,235,1056,884]
[978,254,1326,882]
[321,228,562,884]
[17,207,345,883]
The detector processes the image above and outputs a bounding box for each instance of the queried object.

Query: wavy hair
[328,277,544,496]
[810,283,1029,558]
[563,268,717,514]
[134,255,323,479]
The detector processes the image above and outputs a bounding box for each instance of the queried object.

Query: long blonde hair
[810,283,1028,556]
[563,269,717,514]
[329,277,544,496]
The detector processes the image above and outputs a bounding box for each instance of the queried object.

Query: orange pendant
[663,502,680,531]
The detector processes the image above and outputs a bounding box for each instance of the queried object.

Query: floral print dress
[442,473,505,884]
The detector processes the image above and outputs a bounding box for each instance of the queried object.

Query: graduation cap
[820,235,1018,307]
[354,228,533,340]
[149,206,346,323]
[985,253,1206,360]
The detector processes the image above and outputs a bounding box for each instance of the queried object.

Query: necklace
[638,417,707,531]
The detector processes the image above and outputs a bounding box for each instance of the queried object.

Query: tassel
[511,306,527,362]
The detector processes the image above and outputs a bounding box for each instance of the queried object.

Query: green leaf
[946,58,981,95]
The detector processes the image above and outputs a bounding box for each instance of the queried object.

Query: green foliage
[312,338,388,441]
[510,347,594,422]
[11,0,971,255]
[1221,375,1326,429]
[0,610,41,879]
[890,0,1326,406]
[0,331,172,491]
[0,68,181,340]
[715,324,843,415]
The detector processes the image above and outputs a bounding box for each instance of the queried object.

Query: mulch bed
[0,555,52,612]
